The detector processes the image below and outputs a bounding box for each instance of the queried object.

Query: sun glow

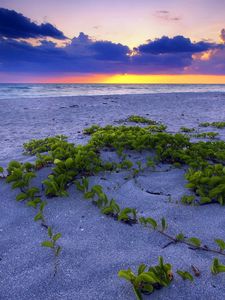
[6,73,225,84]
[102,74,225,84]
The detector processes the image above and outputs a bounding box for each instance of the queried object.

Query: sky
[0,0,225,83]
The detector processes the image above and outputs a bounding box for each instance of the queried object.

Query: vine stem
[53,249,59,277]
[156,229,225,257]
[84,183,225,259]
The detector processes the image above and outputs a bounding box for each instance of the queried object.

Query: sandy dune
[1,92,225,299]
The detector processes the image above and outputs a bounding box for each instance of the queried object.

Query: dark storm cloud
[0,34,130,73]
[90,41,130,60]
[0,32,221,74]
[138,36,214,54]
[0,8,66,39]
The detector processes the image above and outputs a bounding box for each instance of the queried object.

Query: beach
[1,92,225,299]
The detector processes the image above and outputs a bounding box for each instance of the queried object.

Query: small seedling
[147,124,167,132]
[43,174,69,197]
[127,115,157,125]
[41,226,62,276]
[199,122,225,129]
[118,256,173,300]
[181,195,195,205]
[180,127,195,133]
[215,239,225,252]
[34,201,47,223]
[176,270,194,281]
[101,199,120,217]
[175,233,185,242]
[211,258,225,275]
[194,132,218,139]
[83,125,101,135]
[75,177,89,193]
[139,217,158,230]
[187,237,201,248]
[118,208,137,225]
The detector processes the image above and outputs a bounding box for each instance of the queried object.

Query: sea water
[0,83,225,99]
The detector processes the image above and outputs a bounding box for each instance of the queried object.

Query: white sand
[1,92,225,299]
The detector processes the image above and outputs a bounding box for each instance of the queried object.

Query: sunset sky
[0,0,225,83]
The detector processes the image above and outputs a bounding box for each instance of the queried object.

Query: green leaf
[138,264,147,275]
[65,157,73,169]
[53,233,62,242]
[48,227,53,238]
[188,237,201,248]
[176,233,185,241]
[110,199,120,214]
[118,270,133,281]
[145,217,158,229]
[161,217,167,231]
[76,181,85,192]
[28,198,41,207]
[200,197,211,204]
[34,212,43,222]
[158,256,164,267]
[0,166,4,173]
[54,158,62,164]
[215,239,225,251]
[41,241,54,248]
[211,258,225,275]
[136,273,157,284]
[91,185,103,196]
[27,187,40,198]
[211,258,219,274]
[118,212,129,221]
[83,178,89,191]
[16,192,28,201]
[84,191,95,199]
[101,207,113,215]
[177,270,193,281]
[23,172,36,185]
[141,283,153,294]
[27,200,36,208]
[40,201,46,212]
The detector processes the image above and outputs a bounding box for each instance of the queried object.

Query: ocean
[0,83,225,99]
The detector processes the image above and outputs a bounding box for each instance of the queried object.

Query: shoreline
[1,90,225,101]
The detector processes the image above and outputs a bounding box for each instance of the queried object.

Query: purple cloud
[138,36,215,54]
[0,9,224,75]
[0,8,66,39]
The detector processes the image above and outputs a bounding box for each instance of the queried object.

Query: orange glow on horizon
[44,74,225,84]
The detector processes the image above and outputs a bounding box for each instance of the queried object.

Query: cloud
[0,32,207,75]
[92,25,101,30]
[0,8,224,76]
[183,29,225,75]
[220,29,225,43]
[90,41,130,60]
[186,48,225,75]
[138,35,215,54]
[0,8,66,39]
[154,10,181,21]
[0,33,131,74]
